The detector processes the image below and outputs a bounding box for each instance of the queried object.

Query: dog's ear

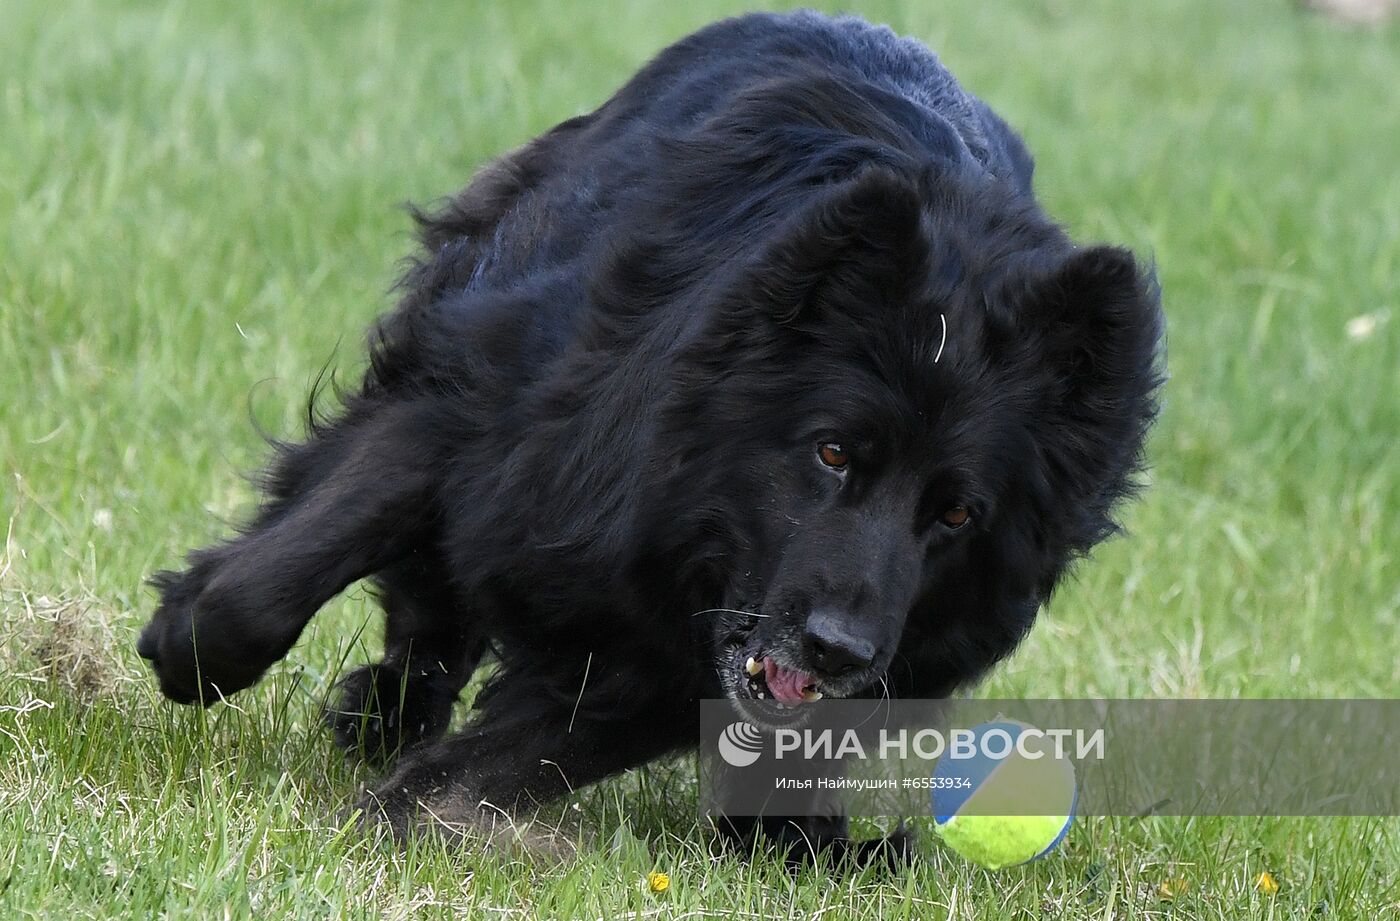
[738,167,926,324]
[1018,245,1165,550]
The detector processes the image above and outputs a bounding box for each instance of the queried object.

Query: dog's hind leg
[138,398,452,705]
[325,549,489,763]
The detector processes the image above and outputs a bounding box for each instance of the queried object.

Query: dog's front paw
[350,752,468,843]
[326,663,455,764]
[351,771,574,860]
[137,566,270,705]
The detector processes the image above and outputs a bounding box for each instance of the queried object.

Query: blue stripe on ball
[931,719,1033,823]
[1021,782,1078,865]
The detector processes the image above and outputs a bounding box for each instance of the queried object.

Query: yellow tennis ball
[930,719,1076,869]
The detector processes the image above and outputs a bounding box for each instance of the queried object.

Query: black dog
[138,11,1162,862]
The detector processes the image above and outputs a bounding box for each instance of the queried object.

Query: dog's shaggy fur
[138,11,1162,862]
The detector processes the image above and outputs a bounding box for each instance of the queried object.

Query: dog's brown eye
[817,442,849,470]
[941,506,971,529]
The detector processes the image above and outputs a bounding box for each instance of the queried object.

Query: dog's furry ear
[1022,245,1165,548]
[739,167,926,323]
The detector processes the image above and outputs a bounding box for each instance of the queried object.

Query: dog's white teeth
[802,689,823,702]
[745,657,761,676]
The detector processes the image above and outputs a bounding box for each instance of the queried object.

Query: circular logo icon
[717,721,764,767]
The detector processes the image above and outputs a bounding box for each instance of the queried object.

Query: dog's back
[389,11,1038,381]
[422,15,1029,277]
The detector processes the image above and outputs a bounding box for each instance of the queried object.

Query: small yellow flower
[647,871,670,894]
[1157,877,1190,900]
[1256,872,1279,896]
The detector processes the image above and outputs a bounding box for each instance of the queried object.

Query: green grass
[2,0,1398,916]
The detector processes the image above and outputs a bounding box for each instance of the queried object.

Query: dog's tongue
[763,657,815,704]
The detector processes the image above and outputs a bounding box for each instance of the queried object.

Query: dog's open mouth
[738,653,823,705]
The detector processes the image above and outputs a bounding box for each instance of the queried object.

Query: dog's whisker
[688,607,770,618]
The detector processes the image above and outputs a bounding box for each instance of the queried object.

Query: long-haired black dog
[138,11,1162,863]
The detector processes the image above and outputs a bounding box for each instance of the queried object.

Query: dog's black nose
[803,608,878,676]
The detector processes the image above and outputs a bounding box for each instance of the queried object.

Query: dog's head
[645,166,1162,705]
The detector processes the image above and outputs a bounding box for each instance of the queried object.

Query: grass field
[2,0,1398,917]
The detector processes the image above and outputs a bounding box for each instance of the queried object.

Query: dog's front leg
[357,674,696,841]
[138,398,449,704]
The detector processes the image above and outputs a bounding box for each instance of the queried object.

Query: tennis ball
[930,719,1076,870]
